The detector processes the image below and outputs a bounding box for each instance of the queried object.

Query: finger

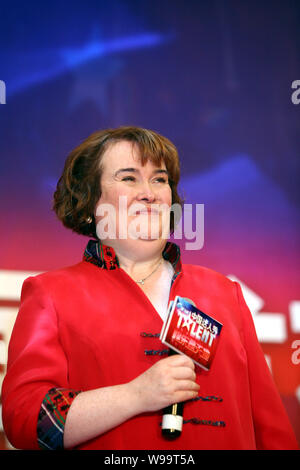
[168,353,195,369]
[172,366,197,381]
[173,389,200,403]
[175,379,200,392]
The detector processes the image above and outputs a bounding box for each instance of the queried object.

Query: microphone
[161,298,196,440]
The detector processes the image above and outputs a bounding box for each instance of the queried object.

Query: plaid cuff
[37,387,81,450]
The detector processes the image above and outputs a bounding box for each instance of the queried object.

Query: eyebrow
[114,167,169,177]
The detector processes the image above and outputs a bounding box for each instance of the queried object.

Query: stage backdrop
[0,0,299,449]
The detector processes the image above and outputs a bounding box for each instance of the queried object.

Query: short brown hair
[53,126,183,238]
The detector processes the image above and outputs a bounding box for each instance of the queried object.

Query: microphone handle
[161,349,184,439]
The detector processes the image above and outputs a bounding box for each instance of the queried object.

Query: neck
[104,238,166,280]
[117,249,164,281]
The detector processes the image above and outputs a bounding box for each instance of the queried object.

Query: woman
[2,126,298,450]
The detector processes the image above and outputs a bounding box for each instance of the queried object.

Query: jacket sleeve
[234,281,299,450]
[1,275,81,450]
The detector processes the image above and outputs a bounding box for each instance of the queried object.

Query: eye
[153,177,168,183]
[122,176,136,182]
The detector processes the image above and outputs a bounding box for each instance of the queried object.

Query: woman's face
[94,140,172,251]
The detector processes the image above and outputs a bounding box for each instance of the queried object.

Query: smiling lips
[135,207,160,215]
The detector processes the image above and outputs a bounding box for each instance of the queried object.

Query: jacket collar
[83,239,182,275]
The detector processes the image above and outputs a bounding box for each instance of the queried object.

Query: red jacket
[2,241,298,450]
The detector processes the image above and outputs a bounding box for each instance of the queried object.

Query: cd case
[160,296,223,371]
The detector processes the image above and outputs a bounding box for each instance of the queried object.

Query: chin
[135,237,167,247]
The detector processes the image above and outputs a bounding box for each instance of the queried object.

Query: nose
[135,181,156,203]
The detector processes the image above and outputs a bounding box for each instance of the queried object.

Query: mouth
[135,207,160,215]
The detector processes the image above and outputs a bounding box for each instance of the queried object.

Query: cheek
[94,185,135,222]
[98,184,132,205]
[162,185,172,206]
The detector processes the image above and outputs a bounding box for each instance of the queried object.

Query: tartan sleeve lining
[37,387,81,450]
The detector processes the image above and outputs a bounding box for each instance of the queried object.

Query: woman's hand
[128,354,200,414]
[64,354,199,448]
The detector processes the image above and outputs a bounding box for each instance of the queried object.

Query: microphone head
[182,297,196,307]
